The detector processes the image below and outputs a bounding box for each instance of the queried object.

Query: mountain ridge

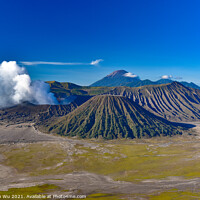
[90,70,200,89]
[0,101,78,124]
[46,80,200,122]
[104,82,200,122]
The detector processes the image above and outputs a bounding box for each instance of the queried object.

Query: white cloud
[20,61,80,66]
[20,59,103,66]
[161,75,173,79]
[123,72,138,78]
[90,59,103,65]
[161,75,183,80]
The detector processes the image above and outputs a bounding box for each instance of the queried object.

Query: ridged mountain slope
[48,95,183,139]
[105,82,200,122]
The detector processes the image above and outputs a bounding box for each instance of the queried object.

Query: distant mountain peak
[106,70,128,78]
[90,70,140,87]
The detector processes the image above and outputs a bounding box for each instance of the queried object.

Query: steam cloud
[0,61,58,108]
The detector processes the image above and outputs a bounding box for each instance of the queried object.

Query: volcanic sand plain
[1,123,200,199]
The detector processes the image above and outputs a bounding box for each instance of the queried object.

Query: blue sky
[0,0,200,85]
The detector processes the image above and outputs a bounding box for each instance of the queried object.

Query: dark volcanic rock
[0,102,78,124]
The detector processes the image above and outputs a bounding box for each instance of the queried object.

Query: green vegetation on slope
[48,95,183,139]
[47,81,200,122]
[46,81,112,98]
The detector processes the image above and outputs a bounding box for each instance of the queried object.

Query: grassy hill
[48,95,183,139]
[46,81,111,99]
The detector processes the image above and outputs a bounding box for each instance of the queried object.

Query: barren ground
[1,122,200,199]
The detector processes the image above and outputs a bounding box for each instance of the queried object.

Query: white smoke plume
[0,61,58,108]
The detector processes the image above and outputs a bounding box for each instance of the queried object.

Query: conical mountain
[106,70,129,78]
[48,95,183,139]
[105,82,200,122]
[90,70,140,87]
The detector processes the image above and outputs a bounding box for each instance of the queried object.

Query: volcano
[90,70,140,87]
[48,95,183,139]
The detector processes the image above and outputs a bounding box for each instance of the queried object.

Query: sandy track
[1,171,200,195]
[0,123,57,144]
[0,123,100,149]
